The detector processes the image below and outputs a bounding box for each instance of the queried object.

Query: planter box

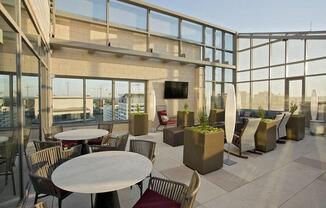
[183,128,224,174]
[129,114,148,136]
[209,109,225,126]
[286,115,305,140]
[255,120,277,152]
[177,111,194,128]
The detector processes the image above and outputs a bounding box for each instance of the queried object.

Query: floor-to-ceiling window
[237,32,326,115]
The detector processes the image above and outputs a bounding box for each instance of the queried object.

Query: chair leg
[58,198,62,208]
[34,193,39,204]
[91,194,94,208]
[11,172,16,195]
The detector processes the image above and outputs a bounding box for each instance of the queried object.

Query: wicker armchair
[33,141,82,160]
[133,171,200,208]
[129,140,156,196]
[98,123,114,133]
[26,146,72,208]
[90,133,129,152]
[43,126,63,141]
[0,142,17,195]
[34,202,47,208]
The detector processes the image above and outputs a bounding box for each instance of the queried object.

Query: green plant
[132,104,145,115]
[213,102,218,109]
[198,107,209,128]
[289,103,298,115]
[136,104,141,113]
[257,106,265,119]
[183,103,189,112]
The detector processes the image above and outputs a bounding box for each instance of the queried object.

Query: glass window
[225,33,234,51]
[204,48,213,61]
[224,52,233,65]
[270,66,285,79]
[86,79,112,122]
[237,82,250,109]
[252,38,268,46]
[270,41,285,65]
[0,75,10,128]
[307,40,326,60]
[130,82,145,113]
[252,45,269,68]
[215,50,222,63]
[224,69,233,82]
[56,0,106,21]
[21,76,39,126]
[150,11,178,37]
[53,78,84,123]
[205,82,212,114]
[286,63,304,77]
[307,59,326,75]
[21,2,39,51]
[214,83,222,108]
[109,0,147,30]
[252,68,268,81]
[181,20,202,43]
[215,68,222,82]
[114,81,129,120]
[215,30,222,49]
[205,27,213,46]
[270,79,285,111]
[237,71,250,82]
[251,81,268,109]
[287,40,304,63]
[238,38,250,50]
[205,66,213,81]
[0,0,17,22]
[305,75,326,102]
[238,50,250,70]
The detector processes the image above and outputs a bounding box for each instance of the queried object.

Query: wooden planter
[183,128,224,174]
[177,111,194,128]
[209,109,225,126]
[129,114,148,136]
[255,120,277,152]
[286,115,305,140]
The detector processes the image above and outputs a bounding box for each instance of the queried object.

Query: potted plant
[209,102,225,126]
[177,103,194,128]
[183,108,224,174]
[255,106,278,152]
[286,103,305,140]
[129,104,148,136]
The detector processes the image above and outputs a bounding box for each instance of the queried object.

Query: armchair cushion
[61,141,78,148]
[133,189,181,208]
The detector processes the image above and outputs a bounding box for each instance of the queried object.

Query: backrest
[26,146,63,178]
[274,113,285,138]
[33,140,62,151]
[278,112,291,138]
[240,118,261,152]
[0,142,16,172]
[157,110,167,124]
[181,171,201,208]
[34,202,48,208]
[98,123,114,134]
[51,126,63,136]
[116,133,129,151]
[129,140,156,161]
[89,145,116,153]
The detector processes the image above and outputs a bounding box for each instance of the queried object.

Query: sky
[144,0,326,33]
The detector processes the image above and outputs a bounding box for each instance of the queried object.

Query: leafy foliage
[257,106,265,119]
[289,103,298,115]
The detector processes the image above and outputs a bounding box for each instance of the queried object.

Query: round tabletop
[51,151,153,194]
[0,136,9,143]
[54,129,108,141]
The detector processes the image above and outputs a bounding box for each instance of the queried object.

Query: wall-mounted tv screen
[164,81,188,99]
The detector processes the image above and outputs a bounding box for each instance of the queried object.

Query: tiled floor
[24,130,326,208]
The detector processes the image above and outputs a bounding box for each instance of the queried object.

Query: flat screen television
[164,81,188,99]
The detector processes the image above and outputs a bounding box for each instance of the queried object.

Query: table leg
[94,191,120,208]
[81,140,89,154]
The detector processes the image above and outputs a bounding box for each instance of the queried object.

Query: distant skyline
[144,0,326,33]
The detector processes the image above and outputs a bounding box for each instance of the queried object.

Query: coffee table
[52,151,153,208]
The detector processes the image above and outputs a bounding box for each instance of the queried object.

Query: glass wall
[237,32,326,112]
[0,1,50,206]
[53,77,146,123]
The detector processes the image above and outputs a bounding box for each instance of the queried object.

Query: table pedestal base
[95,191,120,208]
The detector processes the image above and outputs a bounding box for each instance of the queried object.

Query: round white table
[54,129,108,154]
[52,151,153,208]
[0,136,9,143]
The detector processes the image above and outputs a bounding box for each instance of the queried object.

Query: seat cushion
[133,189,181,208]
[87,138,102,145]
[62,140,78,148]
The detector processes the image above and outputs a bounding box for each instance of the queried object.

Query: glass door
[285,78,304,111]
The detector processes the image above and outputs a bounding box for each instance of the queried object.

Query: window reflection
[182,20,202,43]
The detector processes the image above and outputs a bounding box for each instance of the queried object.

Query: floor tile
[295,156,326,170]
